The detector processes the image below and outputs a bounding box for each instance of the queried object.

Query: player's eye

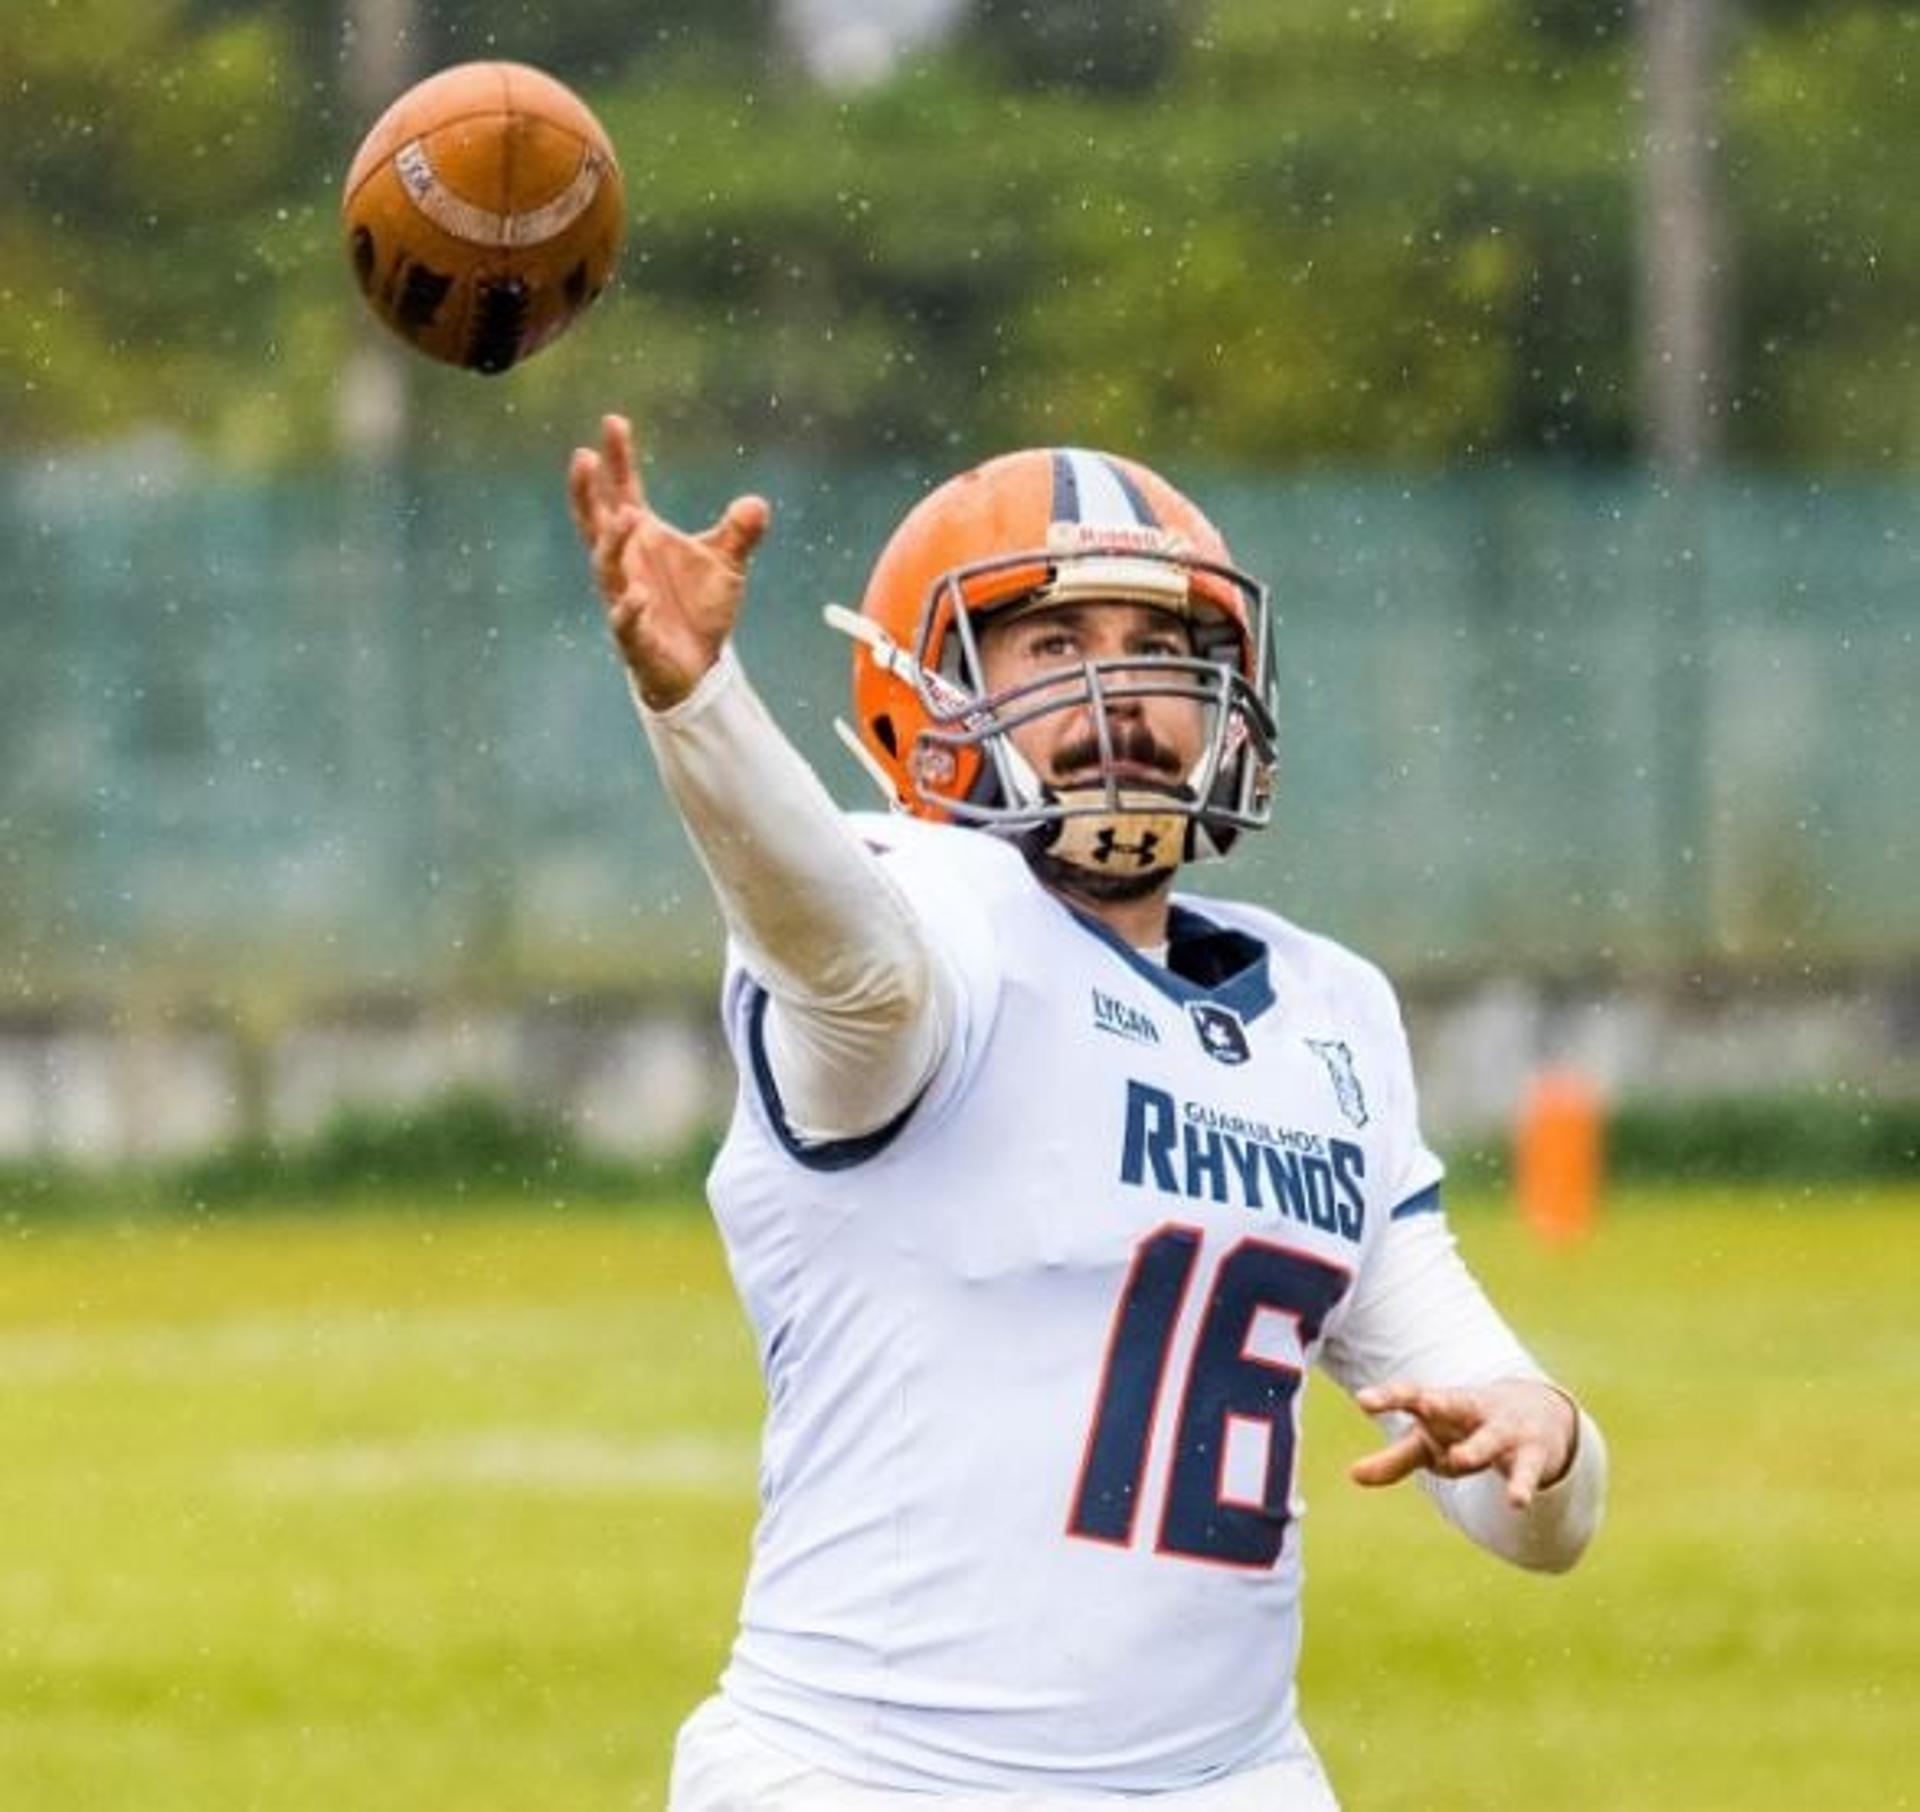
[1027,630,1078,660]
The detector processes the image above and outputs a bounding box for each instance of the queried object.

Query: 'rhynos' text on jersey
[1120,1079,1366,1240]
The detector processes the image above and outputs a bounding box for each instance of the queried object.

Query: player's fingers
[700,495,771,571]
[1505,1443,1548,1510]
[592,507,639,602]
[1372,1388,1464,1440]
[1442,1421,1512,1477]
[567,449,602,544]
[1349,1427,1434,1489]
[602,413,646,509]
[1398,1389,1483,1450]
[603,590,643,647]
[591,508,624,586]
[1410,1386,1477,1427]
[1353,1381,1421,1417]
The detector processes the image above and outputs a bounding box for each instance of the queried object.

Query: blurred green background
[8,0,1920,468]
[3,1,1918,1807]
[5,0,1916,1014]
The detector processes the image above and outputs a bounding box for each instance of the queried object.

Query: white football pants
[667,1697,1342,1811]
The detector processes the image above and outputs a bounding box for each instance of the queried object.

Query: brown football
[341,61,625,374]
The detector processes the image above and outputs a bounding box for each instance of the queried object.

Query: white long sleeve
[1416,1403,1607,1574]
[633,646,953,1141]
[1320,1211,1608,1572]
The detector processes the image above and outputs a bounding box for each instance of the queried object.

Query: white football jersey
[704,815,1525,1795]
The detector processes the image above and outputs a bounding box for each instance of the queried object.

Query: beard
[999,715,1195,900]
[1019,838,1175,903]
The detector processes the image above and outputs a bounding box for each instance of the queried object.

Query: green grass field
[3,1186,1916,1810]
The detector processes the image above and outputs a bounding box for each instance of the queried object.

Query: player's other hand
[567,413,770,710]
[1349,1378,1579,1510]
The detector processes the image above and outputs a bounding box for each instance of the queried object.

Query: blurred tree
[1726,3,1920,464]
[1516,0,1632,49]
[0,0,312,455]
[186,0,779,98]
[1636,0,1729,472]
[414,0,779,87]
[2,0,1917,471]
[962,0,1188,94]
[994,0,1635,462]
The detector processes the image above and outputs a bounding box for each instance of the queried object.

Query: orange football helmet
[826,447,1277,875]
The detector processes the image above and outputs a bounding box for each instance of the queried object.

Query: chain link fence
[5,457,1915,1015]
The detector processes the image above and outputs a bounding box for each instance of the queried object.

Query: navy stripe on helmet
[1051,450,1082,524]
[1099,455,1159,527]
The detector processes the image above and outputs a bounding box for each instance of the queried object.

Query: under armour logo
[1093,826,1162,868]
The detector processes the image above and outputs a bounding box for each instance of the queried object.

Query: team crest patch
[1188,1001,1251,1066]
[1306,1039,1369,1128]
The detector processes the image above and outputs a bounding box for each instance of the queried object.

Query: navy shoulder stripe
[744,985,921,1172]
[1390,1182,1444,1221]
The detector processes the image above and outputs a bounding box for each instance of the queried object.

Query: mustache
[1051,719,1186,782]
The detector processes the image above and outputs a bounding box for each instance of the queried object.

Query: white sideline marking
[234,1431,757,1498]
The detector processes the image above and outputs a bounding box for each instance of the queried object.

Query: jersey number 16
[1068,1225,1351,1570]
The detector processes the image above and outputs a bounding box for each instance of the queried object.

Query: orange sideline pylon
[1514,1066,1603,1243]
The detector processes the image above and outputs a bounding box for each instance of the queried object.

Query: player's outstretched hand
[1349,1378,1578,1510]
[567,413,770,710]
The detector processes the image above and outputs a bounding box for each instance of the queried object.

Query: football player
[569,417,1608,1810]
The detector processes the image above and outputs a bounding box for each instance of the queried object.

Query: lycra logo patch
[1092,988,1162,1047]
[1188,1001,1250,1066]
